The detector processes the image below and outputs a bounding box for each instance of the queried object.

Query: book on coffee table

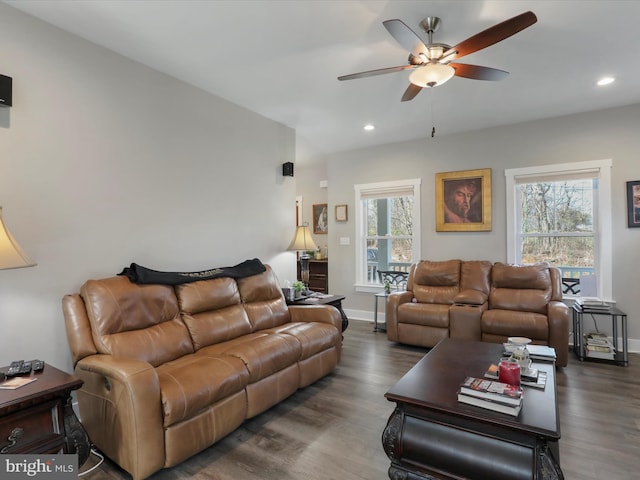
[459,377,523,406]
[457,392,523,416]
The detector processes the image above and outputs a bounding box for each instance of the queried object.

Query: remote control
[32,360,45,372]
[18,361,32,375]
[6,360,24,377]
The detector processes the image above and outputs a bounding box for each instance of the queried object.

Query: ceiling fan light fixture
[409,63,455,87]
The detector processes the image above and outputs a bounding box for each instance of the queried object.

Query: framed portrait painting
[436,168,492,232]
[627,180,640,228]
[313,203,328,234]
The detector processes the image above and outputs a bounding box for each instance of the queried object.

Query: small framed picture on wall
[335,204,348,222]
[313,203,328,234]
[627,180,640,228]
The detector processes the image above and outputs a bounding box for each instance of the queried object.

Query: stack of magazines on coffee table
[457,377,523,416]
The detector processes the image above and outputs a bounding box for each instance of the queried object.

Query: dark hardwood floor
[81,320,640,480]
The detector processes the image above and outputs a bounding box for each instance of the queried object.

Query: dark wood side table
[0,363,90,466]
[287,294,348,332]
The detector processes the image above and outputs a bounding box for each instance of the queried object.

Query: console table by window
[572,303,628,366]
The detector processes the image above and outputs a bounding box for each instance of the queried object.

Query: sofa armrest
[74,355,165,480]
[386,291,414,341]
[453,289,488,306]
[547,300,570,367]
[288,305,342,332]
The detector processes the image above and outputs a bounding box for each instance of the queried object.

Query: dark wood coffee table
[383,338,563,480]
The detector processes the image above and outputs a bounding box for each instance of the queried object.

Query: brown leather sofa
[386,260,570,367]
[63,265,342,480]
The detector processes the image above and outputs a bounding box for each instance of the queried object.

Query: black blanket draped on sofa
[118,258,267,285]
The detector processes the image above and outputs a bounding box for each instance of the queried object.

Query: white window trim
[354,178,421,293]
[505,159,612,300]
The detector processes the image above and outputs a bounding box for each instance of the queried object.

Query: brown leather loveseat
[63,264,342,480]
[386,260,569,366]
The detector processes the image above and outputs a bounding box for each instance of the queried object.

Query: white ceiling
[6,0,640,158]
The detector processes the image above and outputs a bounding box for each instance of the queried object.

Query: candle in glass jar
[498,360,521,387]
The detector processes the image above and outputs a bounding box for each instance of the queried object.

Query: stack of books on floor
[457,377,523,416]
[574,297,612,313]
[584,332,616,360]
[484,363,547,389]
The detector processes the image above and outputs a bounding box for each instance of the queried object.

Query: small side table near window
[0,363,90,464]
[572,303,629,366]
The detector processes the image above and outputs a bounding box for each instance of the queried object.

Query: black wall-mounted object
[282,162,294,177]
[0,74,12,107]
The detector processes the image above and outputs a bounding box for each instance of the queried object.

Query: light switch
[339,237,350,245]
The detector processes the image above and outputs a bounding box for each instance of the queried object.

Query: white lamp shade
[287,224,317,252]
[409,63,455,87]
[0,207,36,269]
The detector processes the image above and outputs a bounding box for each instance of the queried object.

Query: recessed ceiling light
[597,76,615,86]
[363,124,375,131]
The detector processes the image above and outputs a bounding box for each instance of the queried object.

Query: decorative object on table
[626,180,640,228]
[335,204,348,222]
[435,168,492,232]
[485,363,546,389]
[0,207,36,269]
[506,336,531,368]
[312,203,328,234]
[498,359,521,387]
[384,280,392,294]
[292,280,306,299]
[287,222,317,288]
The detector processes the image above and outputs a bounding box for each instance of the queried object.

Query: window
[505,160,612,299]
[354,179,421,292]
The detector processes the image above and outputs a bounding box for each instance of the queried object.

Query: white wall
[302,103,640,349]
[0,4,298,371]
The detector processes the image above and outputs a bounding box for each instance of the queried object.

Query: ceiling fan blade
[443,11,537,61]
[401,83,423,102]
[450,63,509,81]
[383,19,428,57]
[338,64,415,81]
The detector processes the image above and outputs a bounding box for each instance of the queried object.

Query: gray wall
[0,4,298,371]
[300,103,640,350]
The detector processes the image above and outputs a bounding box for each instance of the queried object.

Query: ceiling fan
[338,11,537,102]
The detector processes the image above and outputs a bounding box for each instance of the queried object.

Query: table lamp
[287,222,317,288]
[0,207,36,269]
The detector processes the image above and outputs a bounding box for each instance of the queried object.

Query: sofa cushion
[176,277,253,349]
[157,354,249,427]
[197,333,301,383]
[481,309,549,341]
[237,266,291,331]
[492,262,551,290]
[412,260,461,304]
[397,303,450,327]
[80,276,194,366]
[264,322,341,360]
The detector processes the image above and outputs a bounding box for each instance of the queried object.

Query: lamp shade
[409,63,455,87]
[0,207,36,269]
[287,224,317,252]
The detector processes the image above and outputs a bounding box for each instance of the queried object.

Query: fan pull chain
[430,87,436,137]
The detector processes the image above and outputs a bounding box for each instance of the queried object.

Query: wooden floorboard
[80,319,640,480]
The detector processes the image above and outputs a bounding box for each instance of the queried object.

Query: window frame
[354,178,421,293]
[505,160,612,300]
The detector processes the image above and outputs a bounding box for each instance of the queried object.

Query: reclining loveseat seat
[63,261,342,479]
[386,260,570,366]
